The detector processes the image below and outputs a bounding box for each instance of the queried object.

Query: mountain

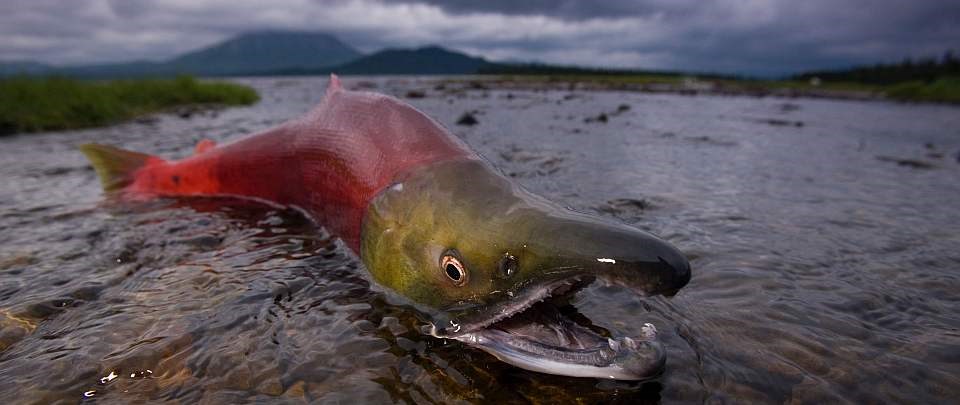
[0,34,498,78]
[168,30,362,76]
[61,61,169,78]
[332,46,492,75]
[0,61,56,75]
[0,30,363,78]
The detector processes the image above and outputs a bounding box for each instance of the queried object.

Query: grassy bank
[886,77,960,104]
[0,75,259,135]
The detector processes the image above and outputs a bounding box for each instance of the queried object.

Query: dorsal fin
[194,139,216,154]
[328,74,343,94]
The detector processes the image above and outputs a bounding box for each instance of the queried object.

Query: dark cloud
[394,0,960,74]
[388,0,676,20]
[0,0,957,76]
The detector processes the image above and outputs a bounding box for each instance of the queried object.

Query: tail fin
[79,143,154,192]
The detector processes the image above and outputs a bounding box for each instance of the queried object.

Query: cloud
[0,0,957,76]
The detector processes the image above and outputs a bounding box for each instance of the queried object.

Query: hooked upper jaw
[522,209,692,297]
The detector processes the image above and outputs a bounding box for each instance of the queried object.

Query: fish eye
[440,252,467,286]
[499,254,518,278]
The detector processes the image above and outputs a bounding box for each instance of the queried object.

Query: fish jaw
[360,159,690,379]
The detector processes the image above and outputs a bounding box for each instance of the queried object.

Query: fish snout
[561,219,691,297]
[647,242,691,296]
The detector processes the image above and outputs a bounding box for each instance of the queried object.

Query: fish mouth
[427,276,665,380]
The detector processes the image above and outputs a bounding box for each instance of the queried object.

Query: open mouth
[428,277,665,380]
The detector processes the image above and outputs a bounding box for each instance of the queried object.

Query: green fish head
[360,159,690,380]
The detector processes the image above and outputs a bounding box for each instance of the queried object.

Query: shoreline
[432,75,958,105]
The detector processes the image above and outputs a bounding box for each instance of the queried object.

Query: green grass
[886,77,960,104]
[0,75,259,135]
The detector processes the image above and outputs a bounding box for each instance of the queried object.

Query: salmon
[81,75,691,380]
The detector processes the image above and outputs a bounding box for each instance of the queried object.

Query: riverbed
[1,76,958,403]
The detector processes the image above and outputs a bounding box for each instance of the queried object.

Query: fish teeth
[641,323,657,339]
[607,338,621,352]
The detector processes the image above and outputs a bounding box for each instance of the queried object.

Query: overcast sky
[1,0,957,75]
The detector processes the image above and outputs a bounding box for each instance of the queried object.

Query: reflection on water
[0,77,958,403]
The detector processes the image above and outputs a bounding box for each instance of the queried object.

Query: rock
[584,113,608,123]
[779,103,801,112]
[456,112,478,126]
[876,155,936,169]
[617,104,631,112]
[134,116,159,125]
[405,90,426,99]
[761,118,804,127]
[353,81,378,89]
[468,81,488,90]
[685,136,738,147]
[171,105,207,119]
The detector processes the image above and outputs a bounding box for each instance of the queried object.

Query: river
[1,76,958,403]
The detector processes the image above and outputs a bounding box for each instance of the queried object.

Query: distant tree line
[792,50,960,84]
[478,62,738,81]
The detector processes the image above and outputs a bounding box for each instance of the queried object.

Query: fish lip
[429,275,597,337]
[426,276,666,380]
[457,327,666,380]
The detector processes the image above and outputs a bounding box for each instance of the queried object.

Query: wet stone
[685,135,739,147]
[779,103,801,112]
[456,112,479,126]
[584,113,608,123]
[134,116,160,125]
[876,155,937,169]
[759,118,804,127]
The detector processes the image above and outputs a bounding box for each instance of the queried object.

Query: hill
[0,30,363,78]
[333,46,492,75]
[0,61,56,76]
[168,30,362,76]
[0,41,495,78]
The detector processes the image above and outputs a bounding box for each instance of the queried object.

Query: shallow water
[1,76,959,403]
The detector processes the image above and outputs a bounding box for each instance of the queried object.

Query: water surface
[1,76,958,403]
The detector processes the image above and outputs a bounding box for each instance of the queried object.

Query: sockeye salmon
[81,75,691,380]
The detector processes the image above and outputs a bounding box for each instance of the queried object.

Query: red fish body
[88,76,473,251]
[81,75,691,381]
